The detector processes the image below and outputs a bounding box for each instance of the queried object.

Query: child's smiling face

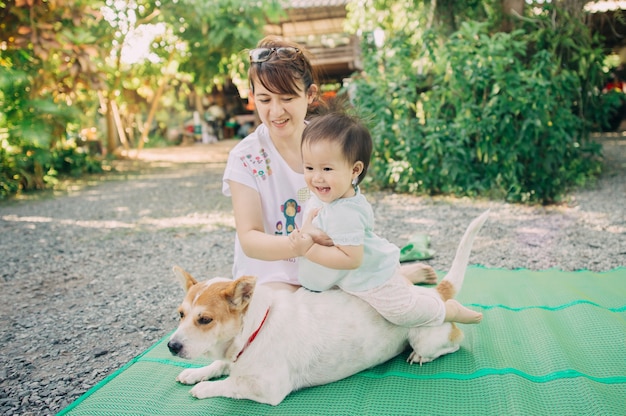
[302,139,363,203]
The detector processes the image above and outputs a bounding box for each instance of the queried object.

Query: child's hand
[289,229,315,257]
[301,207,334,247]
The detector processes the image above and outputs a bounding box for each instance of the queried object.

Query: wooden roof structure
[265,0,361,82]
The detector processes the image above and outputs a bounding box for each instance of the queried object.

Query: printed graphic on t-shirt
[296,186,310,203]
[240,148,272,180]
[278,198,301,235]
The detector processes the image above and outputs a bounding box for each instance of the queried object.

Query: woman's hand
[307,229,333,247]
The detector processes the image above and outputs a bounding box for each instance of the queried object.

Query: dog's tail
[436,209,490,300]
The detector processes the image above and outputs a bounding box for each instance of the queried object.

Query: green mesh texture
[59,267,626,416]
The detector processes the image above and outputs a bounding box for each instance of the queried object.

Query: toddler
[289,112,482,327]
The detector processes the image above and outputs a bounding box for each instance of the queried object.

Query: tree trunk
[110,100,130,151]
[500,0,525,32]
[136,51,175,154]
[435,0,458,35]
[105,99,117,155]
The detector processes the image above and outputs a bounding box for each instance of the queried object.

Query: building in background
[265,0,360,84]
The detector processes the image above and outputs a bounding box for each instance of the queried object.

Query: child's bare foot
[444,299,483,324]
[401,263,438,285]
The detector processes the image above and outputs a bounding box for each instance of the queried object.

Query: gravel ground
[1,135,625,415]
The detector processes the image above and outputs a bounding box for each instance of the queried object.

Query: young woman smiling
[222,36,436,291]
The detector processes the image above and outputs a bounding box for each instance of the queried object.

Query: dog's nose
[167,340,183,355]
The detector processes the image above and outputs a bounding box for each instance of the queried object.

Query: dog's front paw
[190,381,215,399]
[177,367,211,385]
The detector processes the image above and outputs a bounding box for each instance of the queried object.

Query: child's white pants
[344,269,445,327]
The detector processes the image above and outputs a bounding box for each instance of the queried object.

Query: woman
[222,36,435,291]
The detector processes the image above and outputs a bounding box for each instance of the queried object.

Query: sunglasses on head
[249,47,301,63]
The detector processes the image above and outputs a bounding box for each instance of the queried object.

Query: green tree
[159,0,283,86]
[91,0,284,153]
[1,0,284,197]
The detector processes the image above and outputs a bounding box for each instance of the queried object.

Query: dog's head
[167,266,256,360]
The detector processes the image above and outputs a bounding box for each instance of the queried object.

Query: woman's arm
[229,180,299,261]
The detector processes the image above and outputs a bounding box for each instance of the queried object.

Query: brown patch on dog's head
[168,270,258,360]
[220,275,256,311]
[178,274,257,331]
[448,323,464,344]
[181,280,234,330]
[436,280,456,301]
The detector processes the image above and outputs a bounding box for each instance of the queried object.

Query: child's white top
[298,191,399,292]
[222,123,311,285]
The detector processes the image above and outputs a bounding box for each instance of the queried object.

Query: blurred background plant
[1,0,622,203]
[0,0,282,199]
[347,0,616,204]
[1,0,106,198]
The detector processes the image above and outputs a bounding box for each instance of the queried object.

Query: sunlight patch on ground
[137,213,235,231]
[122,140,238,164]
[2,215,134,229]
[2,213,235,231]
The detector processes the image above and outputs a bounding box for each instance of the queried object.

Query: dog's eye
[179,311,185,320]
[198,316,213,325]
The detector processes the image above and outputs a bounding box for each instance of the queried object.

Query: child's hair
[248,36,318,96]
[301,112,373,186]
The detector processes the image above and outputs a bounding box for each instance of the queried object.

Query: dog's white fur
[168,210,489,405]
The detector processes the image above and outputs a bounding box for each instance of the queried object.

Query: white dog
[167,210,489,405]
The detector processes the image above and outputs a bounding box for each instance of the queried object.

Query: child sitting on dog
[289,111,483,326]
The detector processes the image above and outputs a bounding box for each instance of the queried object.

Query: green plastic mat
[59,267,626,415]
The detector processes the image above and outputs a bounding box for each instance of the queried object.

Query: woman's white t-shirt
[222,123,310,285]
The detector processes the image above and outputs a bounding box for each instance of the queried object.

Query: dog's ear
[223,275,256,310]
[172,266,198,292]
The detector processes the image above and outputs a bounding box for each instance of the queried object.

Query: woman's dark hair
[248,36,318,96]
[301,111,373,185]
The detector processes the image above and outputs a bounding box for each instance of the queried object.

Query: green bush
[0,140,103,200]
[354,10,608,204]
[1,63,103,200]
[0,143,20,198]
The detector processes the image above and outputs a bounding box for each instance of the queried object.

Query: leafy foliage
[351,3,608,204]
[0,0,617,203]
[1,0,281,198]
[0,138,103,200]
[158,0,284,86]
[0,62,102,199]
[1,0,106,198]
